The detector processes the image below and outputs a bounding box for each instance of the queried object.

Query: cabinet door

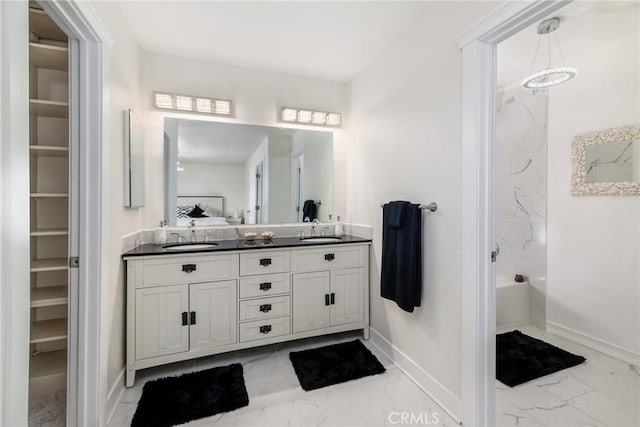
[292,271,330,333]
[135,285,189,360]
[330,268,365,327]
[189,280,237,350]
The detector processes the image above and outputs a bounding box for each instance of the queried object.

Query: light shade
[521,67,578,89]
[280,106,341,127]
[154,93,173,109]
[282,108,297,122]
[297,110,312,123]
[153,92,232,116]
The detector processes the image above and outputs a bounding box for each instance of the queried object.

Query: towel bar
[380,202,438,212]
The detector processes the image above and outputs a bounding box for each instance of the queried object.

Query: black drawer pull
[259,325,272,334]
[182,264,197,273]
[324,253,335,261]
[181,312,188,326]
[325,294,330,306]
[259,258,272,267]
[330,292,335,305]
[259,304,272,313]
[259,282,272,291]
[190,311,196,325]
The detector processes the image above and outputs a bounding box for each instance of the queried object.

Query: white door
[330,268,365,326]
[135,285,189,359]
[189,280,237,349]
[292,271,331,333]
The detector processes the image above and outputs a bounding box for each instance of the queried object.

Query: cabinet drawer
[239,250,290,276]
[239,316,291,342]
[239,295,291,321]
[239,273,290,299]
[292,246,365,272]
[141,254,238,287]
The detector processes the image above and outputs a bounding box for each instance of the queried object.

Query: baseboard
[546,322,640,367]
[368,328,462,424]
[105,368,125,425]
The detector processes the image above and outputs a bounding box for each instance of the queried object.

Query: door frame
[255,161,264,224]
[456,1,570,425]
[0,1,111,425]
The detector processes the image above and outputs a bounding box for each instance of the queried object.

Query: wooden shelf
[30,192,68,198]
[30,318,68,344]
[29,8,67,42]
[30,145,69,157]
[30,350,67,380]
[31,258,67,273]
[30,43,68,71]
[31,286,68,308]
[31,228,68,237]
[30,99,68,118]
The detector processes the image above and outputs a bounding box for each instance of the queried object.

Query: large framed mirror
[164,118,334,226]
[571,124,640,196]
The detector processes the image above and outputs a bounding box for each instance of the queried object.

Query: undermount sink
[300,237,343,243]
[163,243,219,250]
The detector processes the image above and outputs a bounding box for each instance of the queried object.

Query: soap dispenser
[154,220,167,244]
[334,216,344,237]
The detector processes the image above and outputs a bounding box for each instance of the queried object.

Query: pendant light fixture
[521,17,577,89]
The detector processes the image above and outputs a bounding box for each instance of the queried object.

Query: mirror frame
[571,123,640,196]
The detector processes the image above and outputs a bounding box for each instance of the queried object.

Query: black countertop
[122,234,371,258]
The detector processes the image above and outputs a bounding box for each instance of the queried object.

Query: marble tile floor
[496,325,640,427]
[109,332,457,427]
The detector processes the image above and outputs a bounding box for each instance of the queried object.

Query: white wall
[495,86,548,327]
[139,51,349,228]
[90,1,144,410]
[347,1,503,414]
[546,5,640,359]
[0,2,31,424]
[177,162,245,218]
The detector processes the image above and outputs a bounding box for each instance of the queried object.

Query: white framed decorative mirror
[571,124,640,196]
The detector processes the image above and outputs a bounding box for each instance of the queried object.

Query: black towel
[381,201,422,313]
[302,200,318,221]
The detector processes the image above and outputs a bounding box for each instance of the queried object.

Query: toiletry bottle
[154,220,167,244]
[334,216,344,237]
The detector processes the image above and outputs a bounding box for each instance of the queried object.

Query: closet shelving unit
[28,5,70,401]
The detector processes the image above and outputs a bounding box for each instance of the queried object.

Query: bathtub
[496,275,530,330]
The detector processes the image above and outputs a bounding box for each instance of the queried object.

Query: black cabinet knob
[259,282,272,291]
[259,304,272,313]
[259,258,272,267]
[330,292,335,305]
[324,253,335,261]
[259,325,272,334]
[189,311,196,325]
[181,312,188,326]
[325,294,330,306]
[182,264,197,273]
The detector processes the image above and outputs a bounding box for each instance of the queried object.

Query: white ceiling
[497,1,639,88]
[173,119,301,164]
[118,1,432,82]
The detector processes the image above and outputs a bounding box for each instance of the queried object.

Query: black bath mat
[497,330,586,387]
[131,363,249,427]
[289,339,386,391]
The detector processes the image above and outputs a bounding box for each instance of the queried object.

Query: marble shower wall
[495,86,548,327]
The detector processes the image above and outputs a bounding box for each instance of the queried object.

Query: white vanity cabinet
[124,242,369,387]
[291,246,367,333]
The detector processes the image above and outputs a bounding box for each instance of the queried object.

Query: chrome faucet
[170,232,186,244]
[311,218,320,236]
